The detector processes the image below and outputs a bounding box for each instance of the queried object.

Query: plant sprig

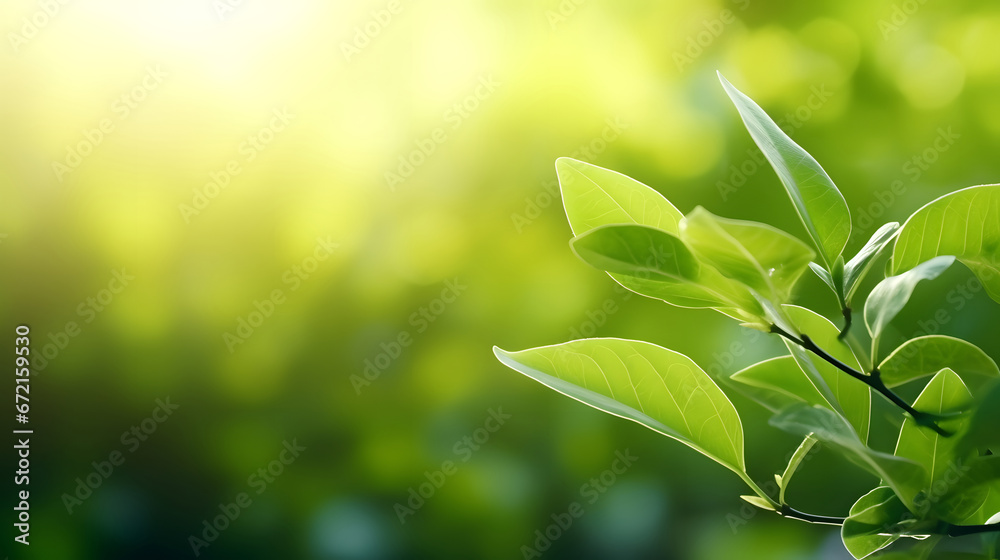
[495,74,1000,558]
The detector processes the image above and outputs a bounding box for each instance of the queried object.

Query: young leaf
[783,305,871,443]
[570,223,759,311]
[770,405,926,508]
[841,486,910,559]
[680,206,815,301]
[753,291,800,339]
[717,73,851,269]
[810,262,838,294]
[864,256,956,359]
[556,157,684,236]
[778,434,818,505]
[894,369,976,522]
[892,184,1000,303]
[843,222,901,304]
[494,338,745,474]
[832,255,846,299]
[740,495,776,511]
[878,335,1000,389]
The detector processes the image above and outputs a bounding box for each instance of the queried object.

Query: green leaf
[778,434,818,505]
[894,369,977,522]
[570,223,759,311]
[556,157,684,236]
[783,305,871,443]
[680,206,815,301]
[570,224,698,280]
[892,184,1000,303]
[958,383,1000,456]
[878,336,1000,389]
[843,222,901,304]
[842,486,910,559]
[723,363,802,414]
[730,356,827,410]
[864,256,956,359]
[494,338,745,473]
[936,456,1000,526]
[770,405,926,508]
[959,481,1000,526]
[718,73,851,269]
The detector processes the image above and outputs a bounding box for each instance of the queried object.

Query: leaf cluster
[495,73,1000,558]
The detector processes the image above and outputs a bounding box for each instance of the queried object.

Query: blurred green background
[3,0,1000,558]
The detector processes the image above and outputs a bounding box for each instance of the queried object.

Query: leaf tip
[554,156,587,176]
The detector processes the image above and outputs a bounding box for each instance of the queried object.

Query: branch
[774,505,1000,536]
[946,523,1000,537]
[769,325,952,437]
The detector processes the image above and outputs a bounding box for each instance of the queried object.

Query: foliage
[495,74,1000,559]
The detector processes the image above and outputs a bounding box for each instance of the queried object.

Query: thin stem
[837,306,852,340]
[772,507,1000,534]
[738,471,780,510]
[842,328,873,373]
[778,505,846,526]
[867,369,952,437]
[799,334,867,383]
[769,325,952,437]
[737,470,845,526]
